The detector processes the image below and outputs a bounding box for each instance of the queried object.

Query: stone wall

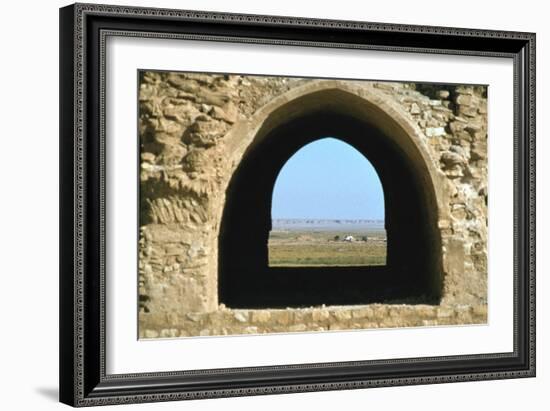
[140,304,488,339]
[138,71,488,338]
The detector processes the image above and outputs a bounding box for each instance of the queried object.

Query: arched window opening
[219,106,442,309]
[268,138,387,268]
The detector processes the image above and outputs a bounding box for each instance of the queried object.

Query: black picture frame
[59,3,536,407]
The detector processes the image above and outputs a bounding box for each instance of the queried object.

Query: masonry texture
[138,71,488,338]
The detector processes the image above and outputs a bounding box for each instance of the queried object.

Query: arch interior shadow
[219,111,442,308]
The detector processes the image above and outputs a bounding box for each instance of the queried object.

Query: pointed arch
[218,81,447,308]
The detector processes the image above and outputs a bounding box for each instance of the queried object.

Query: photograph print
[137,71,488,339]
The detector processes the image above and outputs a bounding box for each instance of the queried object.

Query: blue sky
[271,138,385,220]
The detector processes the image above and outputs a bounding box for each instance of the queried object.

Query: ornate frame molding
[59,3,535,407]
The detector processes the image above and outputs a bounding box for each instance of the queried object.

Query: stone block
[233,311,249,323]
[473,304,488,318]
[426,127,446,137]
[160,328,179,338]
[186,312,202,322]
[458,105,478,118]
[351,307,374,319]
[275,311,292,325]
[455,94,473,106]
[332,310,352,321]
[144,329,159,339]
[410,102,421,114]
[437,307,455,319]
[251,311,271,323]
[312,310,330,322]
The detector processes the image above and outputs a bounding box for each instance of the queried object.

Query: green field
[268,230,387,267]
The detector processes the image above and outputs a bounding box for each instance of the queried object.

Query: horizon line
[272,218,385,221]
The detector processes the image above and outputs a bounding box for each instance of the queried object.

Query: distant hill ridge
[273,218,384,224]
